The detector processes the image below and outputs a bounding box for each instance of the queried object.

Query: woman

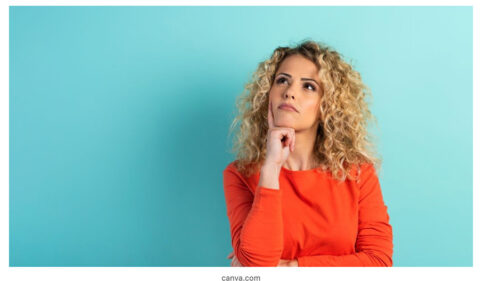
[223,39,393,267]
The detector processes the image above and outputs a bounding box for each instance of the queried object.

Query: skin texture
[227,54,324,267]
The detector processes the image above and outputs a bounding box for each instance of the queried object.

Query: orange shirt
[223,160,393,267]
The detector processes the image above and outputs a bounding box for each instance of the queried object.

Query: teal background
[10,6,472,266]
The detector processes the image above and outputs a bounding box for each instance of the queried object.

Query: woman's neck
[283,126,320,171]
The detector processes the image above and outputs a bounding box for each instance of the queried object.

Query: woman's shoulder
[223,160,261,194]
[223,160,261,181]
[347,161,379,183]
[223,160,240,174]
[348,162,376,181]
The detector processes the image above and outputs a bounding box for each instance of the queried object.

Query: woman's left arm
[297,164,393,267]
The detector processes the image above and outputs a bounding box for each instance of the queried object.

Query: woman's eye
[305,83,316,91]
[276,77,288,84]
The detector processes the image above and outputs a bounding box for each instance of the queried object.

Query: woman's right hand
[264,100,296,169]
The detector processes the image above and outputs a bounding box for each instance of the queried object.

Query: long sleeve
[223,165,284,267]
[297,163,393,267]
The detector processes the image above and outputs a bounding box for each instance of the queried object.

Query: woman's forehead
[276,55,319,77]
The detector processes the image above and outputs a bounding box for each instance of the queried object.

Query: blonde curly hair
[228,39,382,182]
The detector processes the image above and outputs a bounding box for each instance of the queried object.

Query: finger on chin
[268,101,275,128]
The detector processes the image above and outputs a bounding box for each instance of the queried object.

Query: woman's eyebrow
[277,72,320,86]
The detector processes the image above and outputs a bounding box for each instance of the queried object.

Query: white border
[2,1,478,281]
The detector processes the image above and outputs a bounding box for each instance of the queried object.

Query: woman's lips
[279,105,297,112]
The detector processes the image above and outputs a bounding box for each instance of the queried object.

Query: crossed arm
[227,251,298,267]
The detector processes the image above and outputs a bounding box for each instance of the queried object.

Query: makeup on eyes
[277,72,319,85]
[276,76,316,91]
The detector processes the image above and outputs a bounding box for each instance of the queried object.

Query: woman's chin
[275,121,296,129]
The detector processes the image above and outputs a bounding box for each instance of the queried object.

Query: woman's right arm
[257,100,296,191]
[223,100,295,266]
[258,163,281,190]
[223,163,283,267]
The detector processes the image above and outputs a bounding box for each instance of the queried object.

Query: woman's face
[269,54,322,131]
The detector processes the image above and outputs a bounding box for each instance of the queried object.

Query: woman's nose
[284,91,295,100]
